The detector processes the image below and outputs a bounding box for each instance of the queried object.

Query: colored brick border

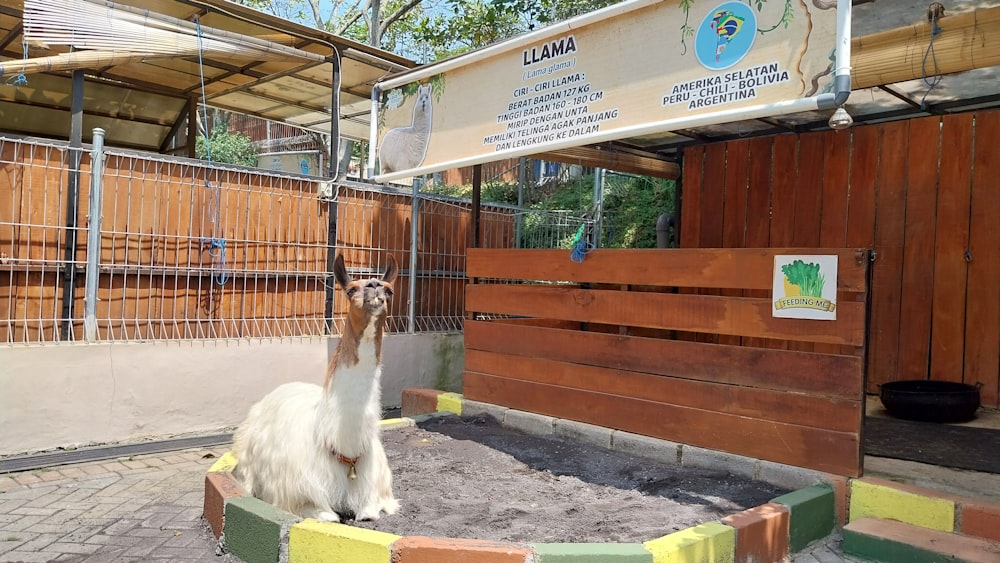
[205,392,870,563]
[849,476,1000,543]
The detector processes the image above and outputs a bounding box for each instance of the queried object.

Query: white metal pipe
[833,0,853,103]
[408,178,419,334]
[367,85,380,180]
[83,127,105,343]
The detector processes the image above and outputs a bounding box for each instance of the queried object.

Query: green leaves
[196,129,258,167]
[780,260,826,297]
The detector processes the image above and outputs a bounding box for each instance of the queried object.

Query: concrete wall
[0,334,464,456]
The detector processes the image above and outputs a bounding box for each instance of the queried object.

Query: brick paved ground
[0,444,865,563]
[0,447,242,563]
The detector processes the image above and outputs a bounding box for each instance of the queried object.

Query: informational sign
[772,255,838,320]
[371,0,848,181]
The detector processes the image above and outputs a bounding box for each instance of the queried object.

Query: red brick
[400,388,443,417]
[391,536,531,563]
[722,502,790,563]
[960,500,1000,542]
[822,474,851,525]
[204,471,247,539]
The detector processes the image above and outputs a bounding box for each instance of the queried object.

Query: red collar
[333,450,360,479]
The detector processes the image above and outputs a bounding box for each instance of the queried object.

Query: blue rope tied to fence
[201,237,231,285]
[195,17,229,286]
[3,42,29,86]
[919,8,944,111]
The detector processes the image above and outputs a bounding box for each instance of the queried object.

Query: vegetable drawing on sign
[772,255,837,320]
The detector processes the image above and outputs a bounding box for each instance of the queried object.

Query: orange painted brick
[391,536,531,563]
[822,474,851,525]
[722,502,790,563]
[401,388,444,417]
[204,471,247,539]
[960,500,1000,542]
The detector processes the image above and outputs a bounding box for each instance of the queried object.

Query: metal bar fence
[1,133,587,344]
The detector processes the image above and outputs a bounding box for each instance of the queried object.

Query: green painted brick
[842,525,973,563]
[224,495,301,563]
[771,483,835,552]
[533,542,653,562]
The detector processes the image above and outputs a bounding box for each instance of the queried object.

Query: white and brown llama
[232,254,399,522]
[378,83,432,174]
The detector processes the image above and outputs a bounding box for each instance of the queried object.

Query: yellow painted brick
[208,452,238,473]
[289,518,400,563]
[643,522,735,563]
[379,417,415,430]
[849,480,955,532]
[436,392,463,415]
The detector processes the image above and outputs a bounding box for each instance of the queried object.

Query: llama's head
[334,254,398,332]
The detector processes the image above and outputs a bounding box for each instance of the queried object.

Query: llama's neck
[319,314,384,457]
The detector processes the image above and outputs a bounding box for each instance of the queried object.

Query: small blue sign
[299,159,310,174]
[695,2,757,70]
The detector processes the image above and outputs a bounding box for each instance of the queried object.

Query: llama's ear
[382,255,398,285]
[334,254,352,289]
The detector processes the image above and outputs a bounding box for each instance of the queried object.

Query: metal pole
[592,167,605,248]
[471,165,482,249]
[328,50,341,180]
[60,68,85,340]
[83,129,106,342]
[408,178,420,334]
[516,157,525,248]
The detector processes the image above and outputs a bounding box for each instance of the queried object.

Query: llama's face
[334,254,399,322]
[345,278,394,316]
[415,84,432,112]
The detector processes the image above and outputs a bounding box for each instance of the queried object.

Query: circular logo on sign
[695,2,757,70]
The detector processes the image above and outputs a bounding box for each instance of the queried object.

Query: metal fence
[1,131,539,344]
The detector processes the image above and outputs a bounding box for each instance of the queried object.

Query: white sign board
[371,0,850,181]
[772,255,839,320]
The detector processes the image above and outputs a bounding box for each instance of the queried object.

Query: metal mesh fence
[2,134,581,344]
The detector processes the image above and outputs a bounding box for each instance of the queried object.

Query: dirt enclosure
[353,415,790,543]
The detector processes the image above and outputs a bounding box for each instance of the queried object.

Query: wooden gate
[681,111,1000,408]
[464,247,869,477]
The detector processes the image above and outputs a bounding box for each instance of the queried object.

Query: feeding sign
[772,255,838,320]
[371,0,847,181]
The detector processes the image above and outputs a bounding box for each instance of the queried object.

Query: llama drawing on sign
[379,83,433,174]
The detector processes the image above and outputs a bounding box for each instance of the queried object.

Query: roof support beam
[535,146,680,180]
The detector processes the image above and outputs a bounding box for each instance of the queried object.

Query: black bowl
[879,380,982,423]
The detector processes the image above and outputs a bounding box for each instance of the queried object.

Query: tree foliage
[234,0,622,60]
[196,129,259,167]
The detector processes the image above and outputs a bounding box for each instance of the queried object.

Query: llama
[379,83,433,174]
[231,254,399,522]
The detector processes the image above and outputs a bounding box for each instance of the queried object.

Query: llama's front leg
[354,447,398,521]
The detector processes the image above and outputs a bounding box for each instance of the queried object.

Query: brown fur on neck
[323,254,398,389]
[324,292,389,388]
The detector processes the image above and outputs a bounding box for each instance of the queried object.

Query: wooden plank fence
[681,110,1000,409]
[464,247,870,477]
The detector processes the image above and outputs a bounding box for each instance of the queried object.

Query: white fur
[379,84,433,174]
[232,277,398,522]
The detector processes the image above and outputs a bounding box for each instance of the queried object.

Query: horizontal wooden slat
[467,248,869,291]
[466,285,866,346]
[466,349,861,432]
[465,321,863,398]
[463,373,861,477]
